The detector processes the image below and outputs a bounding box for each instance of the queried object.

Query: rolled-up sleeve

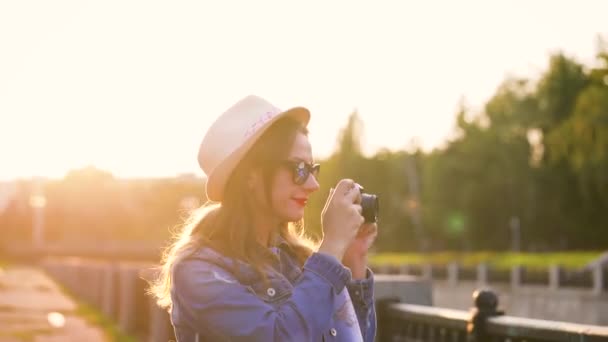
[172,252,351,341]
[346,268,376,341]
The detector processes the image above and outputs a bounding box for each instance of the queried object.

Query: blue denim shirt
[170,240,376,341]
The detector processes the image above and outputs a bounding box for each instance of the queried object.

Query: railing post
[422,263,432,281]
[467,289,504,341]
[477,263,488,287]
[148,296,173,342]
[511,265,523,290]
[447,262,459,287]
[376,264,390,274]
[376,297,400,342]
[549,264,561,290]
[593,263,604,295]
[117,264,139,334]
[100,263,117,319]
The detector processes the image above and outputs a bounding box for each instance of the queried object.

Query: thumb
[322,188,335,213]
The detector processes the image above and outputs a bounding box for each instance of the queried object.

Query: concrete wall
[433,280,608,325]
[373,262,608,325]
[375,274,432,305]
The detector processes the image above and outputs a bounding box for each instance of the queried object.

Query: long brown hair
[150,116,319,309]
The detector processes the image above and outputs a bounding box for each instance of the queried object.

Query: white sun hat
[198,95,310,202]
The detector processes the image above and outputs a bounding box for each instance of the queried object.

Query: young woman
[151,95,378,341]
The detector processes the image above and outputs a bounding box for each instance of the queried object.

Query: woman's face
[268,132,320,222]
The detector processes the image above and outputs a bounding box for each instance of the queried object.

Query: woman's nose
[303,174,320,192]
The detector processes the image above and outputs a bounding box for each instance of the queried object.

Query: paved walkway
[0,265,107,342]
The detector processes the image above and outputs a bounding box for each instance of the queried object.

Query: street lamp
[29,179,47,249]
[509,216,521,253]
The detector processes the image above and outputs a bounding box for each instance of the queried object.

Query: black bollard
[375,297,400,342]
[467,289,504,341]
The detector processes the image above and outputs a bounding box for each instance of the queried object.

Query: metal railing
[372,263,606,291]
[35,256,608,342]
[377,290,608,342]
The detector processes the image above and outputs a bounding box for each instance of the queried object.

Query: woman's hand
[342,223,378,279]
[318,179,364,261]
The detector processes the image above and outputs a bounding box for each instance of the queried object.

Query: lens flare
[47,312,66,328]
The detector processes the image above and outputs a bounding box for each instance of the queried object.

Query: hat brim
[205,106,310,202]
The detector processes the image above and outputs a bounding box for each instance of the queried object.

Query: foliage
[0,167,205,247]
[75,302,137,342]
[370,251,601,270]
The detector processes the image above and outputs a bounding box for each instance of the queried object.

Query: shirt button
[266,288,276,297]
[330,328,337,336]
[354,290,360,296]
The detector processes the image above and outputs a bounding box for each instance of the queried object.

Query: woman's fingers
[358,223,378,237]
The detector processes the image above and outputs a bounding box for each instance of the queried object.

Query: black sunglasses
[280,160,321,185]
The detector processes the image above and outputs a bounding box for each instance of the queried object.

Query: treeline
[0,167,205,245]
[306,42,608,252]
[1,42,607,252]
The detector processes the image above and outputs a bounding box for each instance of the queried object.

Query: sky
[1,0,607,180]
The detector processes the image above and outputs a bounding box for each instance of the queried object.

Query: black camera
[359,187,379,223]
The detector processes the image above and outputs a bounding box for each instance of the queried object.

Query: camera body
[359,187,379,223]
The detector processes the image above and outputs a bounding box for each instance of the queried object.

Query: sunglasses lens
[294,164,309,185]
[283,161,319,185]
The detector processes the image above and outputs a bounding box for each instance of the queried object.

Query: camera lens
[361,193,379,223]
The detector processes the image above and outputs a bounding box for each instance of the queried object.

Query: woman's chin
[283,209,305,222]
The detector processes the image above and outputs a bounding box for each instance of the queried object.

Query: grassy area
[2,328,55,342]
[75,302,137,342]
[52,281,136,342]
[370,251,603,270]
